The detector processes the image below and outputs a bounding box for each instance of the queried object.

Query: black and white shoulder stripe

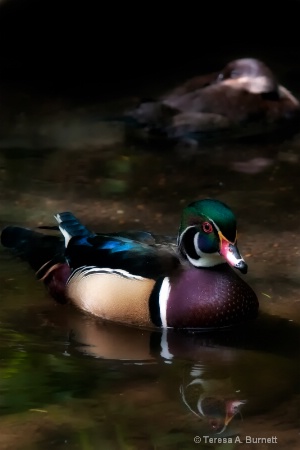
[67,266,146,283]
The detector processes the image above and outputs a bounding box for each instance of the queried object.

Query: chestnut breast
[167,265,258,328]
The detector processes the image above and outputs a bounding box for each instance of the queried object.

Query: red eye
[202,221,213,233]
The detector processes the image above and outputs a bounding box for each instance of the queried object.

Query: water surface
[0,79,300,449]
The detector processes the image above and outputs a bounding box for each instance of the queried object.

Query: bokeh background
[0,1,300,449]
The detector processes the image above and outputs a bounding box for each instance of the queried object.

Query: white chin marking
[180,227,224,268]
[159,277,171,328]
[187,252,224,268]
[191,232,223,267]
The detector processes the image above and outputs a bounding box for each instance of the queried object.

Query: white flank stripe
[159,277,171,328]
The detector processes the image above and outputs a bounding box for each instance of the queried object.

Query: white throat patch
[191,231,224,267]
[179,226,224,268]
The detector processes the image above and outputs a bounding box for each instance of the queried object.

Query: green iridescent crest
[179,199,237,243]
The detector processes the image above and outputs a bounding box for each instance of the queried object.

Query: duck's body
[125,58,300,144]
[1,199,259,329]
[61,262,256,329]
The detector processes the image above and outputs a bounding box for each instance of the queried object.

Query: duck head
[177,199,247,273]
[217,58,278,95]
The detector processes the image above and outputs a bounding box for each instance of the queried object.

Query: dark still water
[0,70,300,449]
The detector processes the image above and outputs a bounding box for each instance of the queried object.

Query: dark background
[0,0,300,99]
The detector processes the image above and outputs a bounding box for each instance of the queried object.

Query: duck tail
[54,212,93,247]
[1,226,65,271]
[1,226,70,303]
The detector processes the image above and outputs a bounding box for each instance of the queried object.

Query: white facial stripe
[192,226,225,267]
[159,277,171,328]
[209,218,219,232]
[179,225,206,254]
[193,232,202,256]
[180,224,226,268]
[177,225,195,247]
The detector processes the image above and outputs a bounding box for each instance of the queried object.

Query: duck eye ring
[202,222,213,233]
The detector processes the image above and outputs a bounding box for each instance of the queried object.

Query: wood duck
[180,365,245,433]
[1,199,258,329]
[125,58,300,144]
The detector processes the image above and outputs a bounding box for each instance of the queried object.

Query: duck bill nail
[220,240,248,274]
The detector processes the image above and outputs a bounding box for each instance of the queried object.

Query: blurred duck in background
[124,58,300,146]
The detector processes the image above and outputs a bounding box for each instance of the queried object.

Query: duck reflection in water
[124,58,300,146]
[46,310,248,436]
[23,305,299,439]
[180,363,245,434]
